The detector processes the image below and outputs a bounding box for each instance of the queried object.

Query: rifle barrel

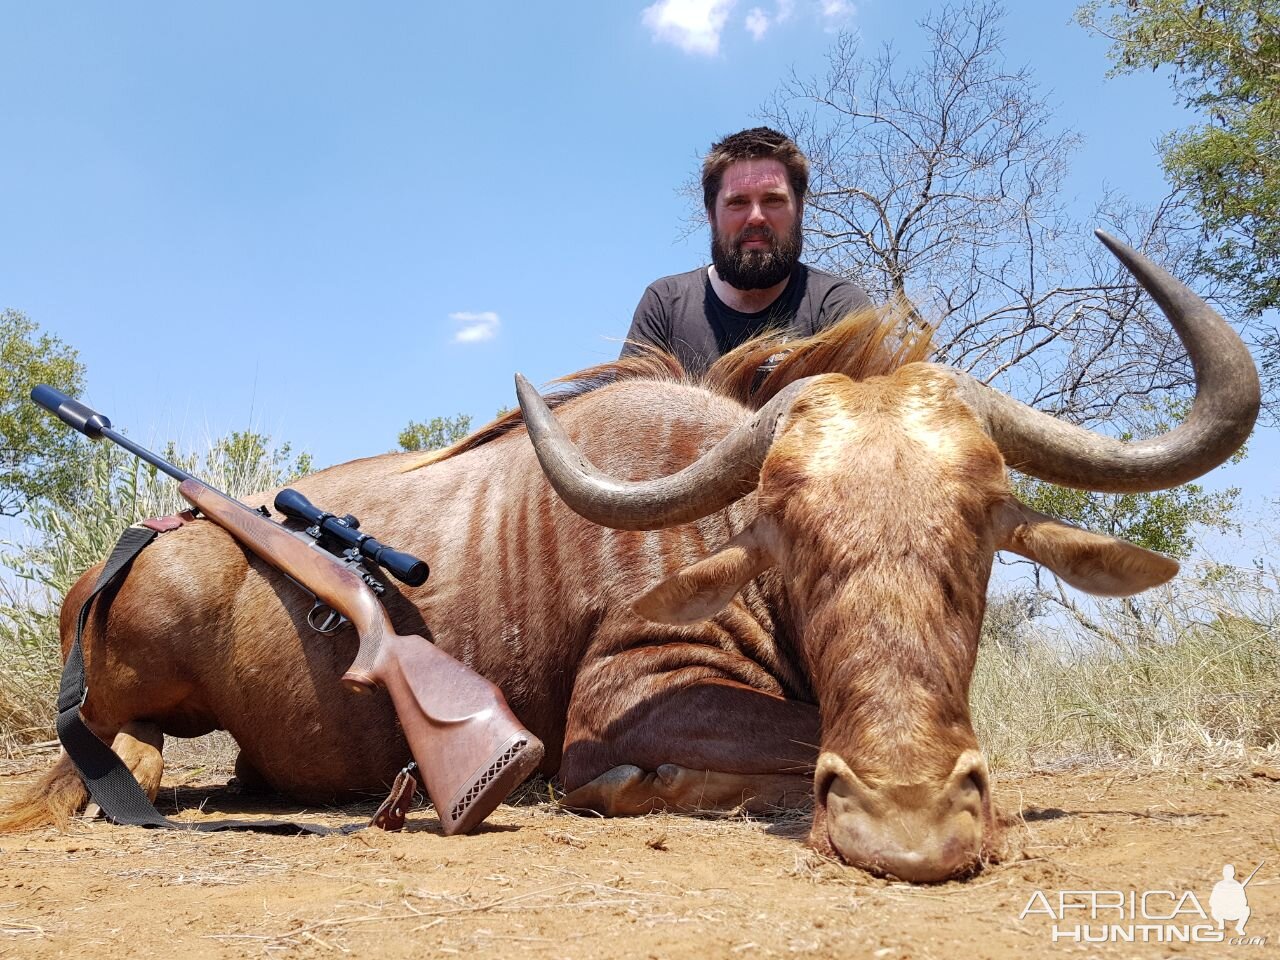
[31,384,198,486]
[33,384,428,586]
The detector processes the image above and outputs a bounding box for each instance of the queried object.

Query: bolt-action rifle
[31,385,545,835]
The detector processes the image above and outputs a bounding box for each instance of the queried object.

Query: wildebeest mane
[404,302,933,472]
[705,299,933,405]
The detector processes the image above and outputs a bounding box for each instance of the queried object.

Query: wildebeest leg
[561,673,818,816]
[84,721,165,818]
[562,765,811,815]
[230,750,272,794]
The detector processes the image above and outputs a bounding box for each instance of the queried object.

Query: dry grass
[973,564,1280,771]
[0,587,60,754]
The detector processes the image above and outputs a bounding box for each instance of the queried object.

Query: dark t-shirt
[621,264,872,376]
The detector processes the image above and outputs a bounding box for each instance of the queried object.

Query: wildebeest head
[515,232,1260,882]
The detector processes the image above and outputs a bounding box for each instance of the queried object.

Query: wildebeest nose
[812,750,990,883]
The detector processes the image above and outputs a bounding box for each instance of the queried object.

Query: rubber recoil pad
[31,385,111,437]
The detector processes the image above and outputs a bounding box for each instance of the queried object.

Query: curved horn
[945,230,1261,493]
[515,374,817,530]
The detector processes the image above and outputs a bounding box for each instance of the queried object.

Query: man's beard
[711,216,803,291]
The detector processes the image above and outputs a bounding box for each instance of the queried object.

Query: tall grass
[973,567,1280,770]
[0,435,310,754]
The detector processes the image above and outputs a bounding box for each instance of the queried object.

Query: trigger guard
[308,603,344,633]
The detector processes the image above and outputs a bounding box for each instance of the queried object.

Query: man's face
[710,158,803,291]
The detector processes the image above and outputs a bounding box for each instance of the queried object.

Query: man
[622,127,872,376]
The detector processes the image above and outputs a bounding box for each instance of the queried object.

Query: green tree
[1013,475,1240,561]
[0,309,88,516]
[1078,0,1280,315]
[158,431,313,500]
[397,414,473,453]
[1012,470,1240,648]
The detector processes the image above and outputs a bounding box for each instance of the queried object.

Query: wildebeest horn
[943,230,1261,493]
[515,374,818,530]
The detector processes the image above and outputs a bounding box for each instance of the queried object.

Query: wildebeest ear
[633,517,779,625]
[994,499,1179,597]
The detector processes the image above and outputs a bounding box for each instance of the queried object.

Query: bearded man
[621,127,872,376]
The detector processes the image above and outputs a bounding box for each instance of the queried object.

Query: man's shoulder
[629,267,709,344]
[800,263,861,293]
[793,263,873,335]
[799,263,872,309]
[644,266,708,297]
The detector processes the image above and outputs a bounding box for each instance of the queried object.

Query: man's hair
[701,126,809,211]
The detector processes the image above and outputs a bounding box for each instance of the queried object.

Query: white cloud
[642,0,850,55]
[450,310,500,343]
[818,0,856,29]
[642,0,737,56]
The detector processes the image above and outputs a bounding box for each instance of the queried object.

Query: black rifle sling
[58,524,362,835]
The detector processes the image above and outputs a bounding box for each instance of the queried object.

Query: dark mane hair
[402,302,933,472]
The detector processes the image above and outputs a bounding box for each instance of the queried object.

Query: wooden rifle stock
[177,479,545,835]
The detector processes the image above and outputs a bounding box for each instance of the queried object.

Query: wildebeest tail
[0,563,105,832]
[0,750,88,831]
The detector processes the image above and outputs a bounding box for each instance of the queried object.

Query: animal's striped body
[5,377,818,821]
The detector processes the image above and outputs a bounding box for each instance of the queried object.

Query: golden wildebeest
[0,234,1259,883]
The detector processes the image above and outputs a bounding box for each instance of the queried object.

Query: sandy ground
[1,743,1278,960]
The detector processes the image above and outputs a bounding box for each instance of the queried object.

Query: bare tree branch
[750,0,1274,426]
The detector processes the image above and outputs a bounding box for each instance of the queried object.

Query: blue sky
[1,1,1274,547]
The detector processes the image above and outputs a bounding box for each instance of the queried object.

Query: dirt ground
[1,743,1277,960]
